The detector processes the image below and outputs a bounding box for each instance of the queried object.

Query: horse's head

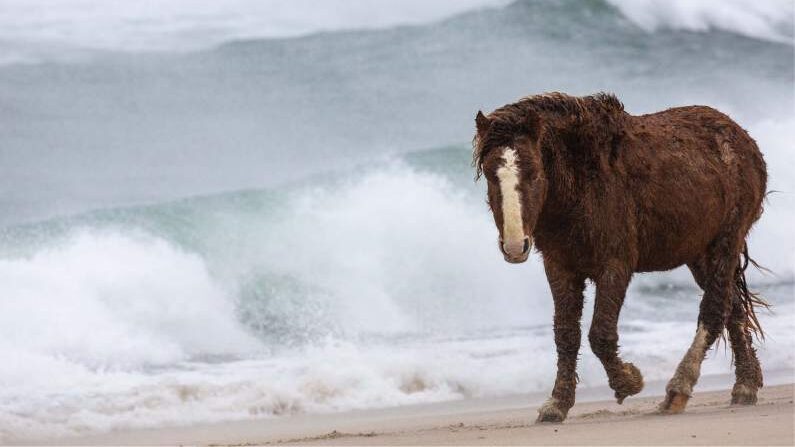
[474,109,547,264]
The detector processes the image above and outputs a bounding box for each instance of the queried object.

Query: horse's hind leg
[688,259,762,405]
[660,249,735,413]
[727,293,763,404]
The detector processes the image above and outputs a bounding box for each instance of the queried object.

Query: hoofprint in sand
[35,377,794,446]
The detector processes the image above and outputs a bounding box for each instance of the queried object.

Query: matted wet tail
[735,243,770,341]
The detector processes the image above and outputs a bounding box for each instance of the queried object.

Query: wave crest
[607,0,794,44]
[0,231,260,370]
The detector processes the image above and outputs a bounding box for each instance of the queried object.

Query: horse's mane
[473,92,625,178]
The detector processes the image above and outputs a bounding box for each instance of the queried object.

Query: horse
[472,92,768,423]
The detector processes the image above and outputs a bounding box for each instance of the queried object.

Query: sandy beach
[30,377,793,446]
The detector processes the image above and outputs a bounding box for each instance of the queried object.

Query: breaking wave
[607,0,793,44]
[1,145,793,440]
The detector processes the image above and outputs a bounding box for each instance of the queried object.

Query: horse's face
[475,111,547,264]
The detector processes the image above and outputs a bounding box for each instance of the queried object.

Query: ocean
[0,0,793,440]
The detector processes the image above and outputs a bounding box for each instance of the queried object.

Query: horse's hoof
[731,383,758,405]
[536,398,567,423]
[659,391,689,414]
[614,363,644,404]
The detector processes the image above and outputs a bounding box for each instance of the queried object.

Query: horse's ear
[475,111,491,135]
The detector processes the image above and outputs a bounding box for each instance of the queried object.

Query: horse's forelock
[473,117,523,178]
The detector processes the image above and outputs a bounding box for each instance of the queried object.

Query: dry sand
[27,379,794,446]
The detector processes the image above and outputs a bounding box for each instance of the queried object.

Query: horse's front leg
[537,257,586,423]
[589,266,644,404]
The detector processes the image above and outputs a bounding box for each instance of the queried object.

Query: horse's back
[625,106,766,271]
[630,105,766,211]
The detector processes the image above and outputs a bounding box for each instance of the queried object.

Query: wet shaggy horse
[473,92,767,422]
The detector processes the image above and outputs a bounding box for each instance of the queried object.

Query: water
[0,0,793,440]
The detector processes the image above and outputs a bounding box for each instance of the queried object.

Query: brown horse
[473,92,767,422]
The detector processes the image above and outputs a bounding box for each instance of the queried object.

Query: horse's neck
[534,105,626,237]
[542,129,590,194]
[537,128,602,224]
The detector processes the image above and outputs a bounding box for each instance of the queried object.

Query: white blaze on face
[497,148,524,243]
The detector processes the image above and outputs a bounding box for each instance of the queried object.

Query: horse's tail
[734,243,770,341]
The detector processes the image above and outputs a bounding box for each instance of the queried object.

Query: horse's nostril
[500,236,530,260]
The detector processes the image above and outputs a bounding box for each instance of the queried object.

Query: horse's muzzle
[499,236,531,263]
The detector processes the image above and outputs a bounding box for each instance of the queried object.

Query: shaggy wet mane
[473,92,624,179]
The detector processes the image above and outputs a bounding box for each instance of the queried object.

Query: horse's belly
[636,249,700,272]
[634,203,724,272]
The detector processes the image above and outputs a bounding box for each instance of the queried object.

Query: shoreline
[23,373,794,446]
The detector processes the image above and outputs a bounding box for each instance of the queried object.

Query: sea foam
[1,155,793,440]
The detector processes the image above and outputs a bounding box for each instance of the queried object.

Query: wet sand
[29,379,794,446]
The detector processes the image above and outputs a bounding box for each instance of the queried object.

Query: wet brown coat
[473,93,767,422]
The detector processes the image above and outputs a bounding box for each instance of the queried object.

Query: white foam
[0,231,261,371]
[0,166,551,440]
[226,163,548,335]
[2,292,791,441]
[607,0,794,44]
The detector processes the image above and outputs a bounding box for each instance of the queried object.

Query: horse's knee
[699,287,731,336]
[554,325,581,355]
[587,329,617,360]
[700,318,725,344]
